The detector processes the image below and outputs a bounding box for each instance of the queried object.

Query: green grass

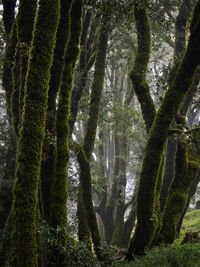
[182,209,200,232]
[112,243,200,267]
[110,209,200,267]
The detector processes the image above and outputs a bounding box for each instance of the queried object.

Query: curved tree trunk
[76,12,111,260]
[126,0,200,258]
[159,139,199,244]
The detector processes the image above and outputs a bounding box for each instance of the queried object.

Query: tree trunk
[12,0,60,265]
[159,139,199,244]
[40,0,72,224]
[50,0,82,232]
[76,12,111,260]
[126,0,200,258]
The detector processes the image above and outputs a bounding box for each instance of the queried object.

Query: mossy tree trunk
[160,0,193,212]
[129,1,156,134]
[69,9,98,134]
[11,0,37,137]
[12,0,60,265]
[40,0,72,224]
[177,169,200,233]
[159,138,199,244]
[2,0,16,40]
[1,2,17,230]
[126,0,200,258]
[50,0,82,235]
[76,13,111,260]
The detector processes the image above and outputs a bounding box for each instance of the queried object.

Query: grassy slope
[182,209,200,232]
[112,209,200,267]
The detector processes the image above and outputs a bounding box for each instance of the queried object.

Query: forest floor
[109,209,200,267]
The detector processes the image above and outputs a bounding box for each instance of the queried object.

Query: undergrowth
[112,242,200,267]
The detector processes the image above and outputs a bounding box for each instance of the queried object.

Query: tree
[12,0,60,265]
[127,0,200,258]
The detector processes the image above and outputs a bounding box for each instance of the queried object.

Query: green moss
[40,0,72,224]
[77,189,92,250]
[50,0,82,231]
[11,43,21,136]
[126,1,157,259]
[12,0,60,265]
[159,139,199,244]
[75,12,111,259]
[2,21,17,122]
[11,0,37,137]
[129,0,156,133]
[127,1,200,258]
[2,0,16,37]
[76,144,102,260]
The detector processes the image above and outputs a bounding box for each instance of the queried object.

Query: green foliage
[38,221,97,266]
[182,209,200,232]
[113,243,200,267]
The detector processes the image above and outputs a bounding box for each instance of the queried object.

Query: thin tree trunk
[77,12,111,260]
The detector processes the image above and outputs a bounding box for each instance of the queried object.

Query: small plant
[38,221,98,266]
[112,243,200,267]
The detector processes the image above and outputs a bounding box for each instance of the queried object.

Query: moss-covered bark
[12,0,60,265]
[40,0,72,224]
[2,22,17,122]
[50,0,82,230]
[76,145,102,259]
[160,137,177,211]
[159,139,199,244]
[111,133,128,246]
[177,169,200,233]
[174,0,191,63]
[160,0,193,213]
[2,0,16,38]
[11,0,37,137]
[126,0,200,258]
[76,12,110,259]
[129,0,156,134]
[77,188,92,249]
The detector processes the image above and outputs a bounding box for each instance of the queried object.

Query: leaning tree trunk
[12,0,60,266]
[69,9,97,134]
[159,138,199,244]
[76,12,111,260]
[126,0,200,258]
[160,0,193,212]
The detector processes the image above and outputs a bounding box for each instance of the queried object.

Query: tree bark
[12,0,60,265]
[126,0,200,258]
[40,0,72,224]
